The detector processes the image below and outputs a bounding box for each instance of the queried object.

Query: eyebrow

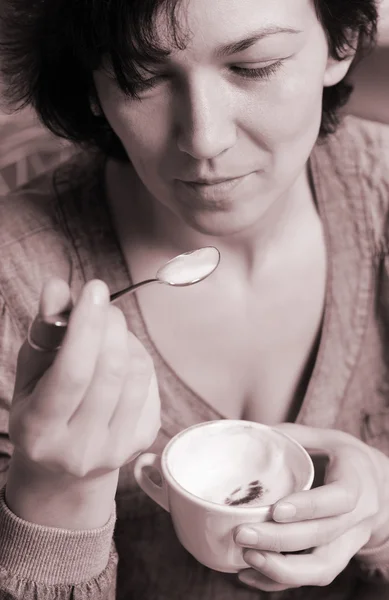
[215,26,302,58]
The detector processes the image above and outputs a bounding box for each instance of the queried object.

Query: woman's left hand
[234,423,389,592]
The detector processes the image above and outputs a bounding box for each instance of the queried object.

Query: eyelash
[230,60,283,80]
[133,60,283,94]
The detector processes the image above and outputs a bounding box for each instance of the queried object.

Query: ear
[323,53,355,87]
[323,30,359,88]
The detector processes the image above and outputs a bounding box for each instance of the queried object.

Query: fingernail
[238,571,258,587]
[87,280,109,305]
[244,549,266,568]
[235,528,258,546]
[273,502,296,521]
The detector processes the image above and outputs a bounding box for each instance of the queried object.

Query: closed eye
[230,60,283,80]
[132,59,284,96]
[133,73,170,94]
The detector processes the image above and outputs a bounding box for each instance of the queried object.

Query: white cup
[134,420,314,573]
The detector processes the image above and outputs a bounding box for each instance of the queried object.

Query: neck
[106,160,318,280]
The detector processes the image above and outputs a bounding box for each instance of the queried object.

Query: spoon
[28,247,220,351]
[110,245,221,301]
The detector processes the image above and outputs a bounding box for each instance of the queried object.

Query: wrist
[6,451,119,530]
[363,445,389,549]
[0,486,117,584]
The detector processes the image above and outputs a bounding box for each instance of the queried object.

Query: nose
[175,74,236,159]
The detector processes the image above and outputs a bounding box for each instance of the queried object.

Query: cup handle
[133,453,170,512]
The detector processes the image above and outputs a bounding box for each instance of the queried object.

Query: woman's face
[94,0,352,236]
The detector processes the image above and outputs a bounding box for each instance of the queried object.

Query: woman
[0,0,388,598]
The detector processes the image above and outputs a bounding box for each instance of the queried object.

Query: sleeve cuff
[0,486,116,585]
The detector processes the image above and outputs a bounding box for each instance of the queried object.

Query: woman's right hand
[5,277,161,528]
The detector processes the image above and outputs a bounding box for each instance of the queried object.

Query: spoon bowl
[156,246,221,287]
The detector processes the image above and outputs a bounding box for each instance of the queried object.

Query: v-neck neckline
[59,129,373,431]
[123,160,329,425]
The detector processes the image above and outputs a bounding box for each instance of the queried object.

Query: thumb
[272,422,341,453]
[14,278,73,395]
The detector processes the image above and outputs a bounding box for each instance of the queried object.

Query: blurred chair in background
[0,100,75,194]
[347,1,389,124]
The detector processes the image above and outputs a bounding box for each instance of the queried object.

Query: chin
[179,206,265,238]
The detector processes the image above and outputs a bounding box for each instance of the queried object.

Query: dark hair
[0,0,378,161]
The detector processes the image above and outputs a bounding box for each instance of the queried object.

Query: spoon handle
[109,278,159,302]
[33,278,159,337]
[27,278,161,351]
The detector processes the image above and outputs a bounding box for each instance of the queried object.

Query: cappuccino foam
[167,423,298,507]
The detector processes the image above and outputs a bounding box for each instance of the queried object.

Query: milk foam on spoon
[158,246,220,285]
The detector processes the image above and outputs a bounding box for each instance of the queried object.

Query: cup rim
[161,420,314,513]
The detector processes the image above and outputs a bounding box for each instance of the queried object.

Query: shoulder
[342,114,389,148]
[0,151,102,243]
[312,116,389,254]
[0,169,59,245]
[316,115,389,173]
[0,152,102,327]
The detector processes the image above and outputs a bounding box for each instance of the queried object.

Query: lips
[180,176,246,195]
[180,174,247,186]
[176,172,254,208]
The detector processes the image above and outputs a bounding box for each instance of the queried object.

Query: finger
[272,443,374,524]
[273,423,354,452]
[108,336,160,456]
[241,523,370,588]
[38,277,73,321]
[238,568,293,593]
[235,511,356,553]
[32,280,109,419]
[14,278,73,395]
[69,305,130,425]
[272,458,359,522]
